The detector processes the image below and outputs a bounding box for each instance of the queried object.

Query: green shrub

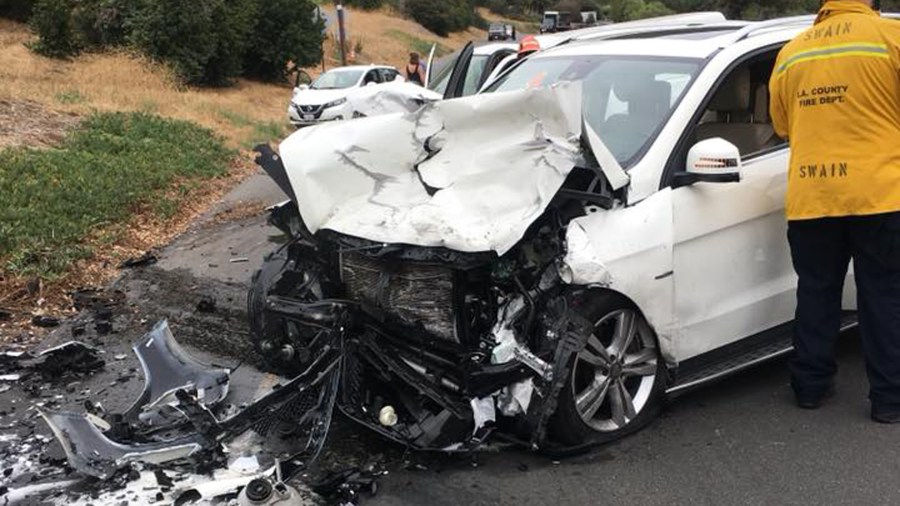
[71,0,137,48]
[0,112,233,277]
[129,0,256,86]
[30,0,79,57]
[404,0,474,37]
[0,0,34,21]
[242,0,324,82]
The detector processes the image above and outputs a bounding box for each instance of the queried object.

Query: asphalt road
[200,174,900,506]
[369,332,900,506]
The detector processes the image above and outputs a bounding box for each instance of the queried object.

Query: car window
[381,69,399,82]
[488,55,702,168]
[692,50,785,159]
[363,70,381,85]
[462,55,489,96]
[311,69,364,90]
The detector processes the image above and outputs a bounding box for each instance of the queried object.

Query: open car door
[425,43,437,88]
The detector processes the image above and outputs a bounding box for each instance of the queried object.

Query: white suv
[250,16,875,450]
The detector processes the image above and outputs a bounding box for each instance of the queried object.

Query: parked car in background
[288,65,402,127]
[488,23,516,41]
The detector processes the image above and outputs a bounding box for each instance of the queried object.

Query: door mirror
[673,138,742,189]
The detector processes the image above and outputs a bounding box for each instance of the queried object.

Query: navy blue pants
[788,212,900,414]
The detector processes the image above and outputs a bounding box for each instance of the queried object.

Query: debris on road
[197,295,217,313]
[30,315,60,328]
[118,251,159,269]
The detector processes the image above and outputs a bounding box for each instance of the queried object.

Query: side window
[691,49,786,160]
[381,69,398,82]
[363,70,381,85]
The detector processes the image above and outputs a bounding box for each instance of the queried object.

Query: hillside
[316,6,487,72]
[0,6,486,149]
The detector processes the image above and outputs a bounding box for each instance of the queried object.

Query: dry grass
[0,98,81,149]
[0,8,484,148]
[0,19,289,147]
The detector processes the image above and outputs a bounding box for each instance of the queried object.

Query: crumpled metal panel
[347,80,442,117]
[279,83,583,255]
[125,319,230,424]
[39,410,202,479]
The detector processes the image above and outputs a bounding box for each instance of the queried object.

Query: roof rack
[720,15,815,46]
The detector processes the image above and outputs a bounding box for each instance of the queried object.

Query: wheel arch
[565,285,677,368]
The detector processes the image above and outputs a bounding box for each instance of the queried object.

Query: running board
[666,315,858,395]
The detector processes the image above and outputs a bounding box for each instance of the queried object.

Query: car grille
[295,104,324,119]
[341,252,457,343]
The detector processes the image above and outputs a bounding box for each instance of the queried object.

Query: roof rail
[720,15,815,47]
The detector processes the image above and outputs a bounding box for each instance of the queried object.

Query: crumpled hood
[278,83,583,254]
[347,81,443,116]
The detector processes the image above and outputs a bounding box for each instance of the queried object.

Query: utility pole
[336,1,347,66]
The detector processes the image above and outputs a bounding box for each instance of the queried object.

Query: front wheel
[550,292,665,445]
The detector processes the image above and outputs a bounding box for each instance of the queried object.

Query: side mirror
[673,138,742,189]
[365,81,376,87]
[296,84,309,92]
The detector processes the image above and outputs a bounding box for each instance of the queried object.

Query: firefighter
[769,0,900,422]
[518,35,540,59]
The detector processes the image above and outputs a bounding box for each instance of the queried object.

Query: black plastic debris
[30,315,60,328]
[36,342,105,378]
[311,465,385,504]
[196,295,217,314]
[118,252,158,269]
[70,288,126,312]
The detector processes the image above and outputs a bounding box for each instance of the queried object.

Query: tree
[243,0,324,82]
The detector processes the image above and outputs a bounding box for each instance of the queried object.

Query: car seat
[695,67,778,155]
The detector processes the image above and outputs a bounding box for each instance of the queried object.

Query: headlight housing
[323,98,347,108]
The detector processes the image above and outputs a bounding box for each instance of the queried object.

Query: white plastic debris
[470,397,496,433]
[497,378,535,417]
[229,455,261,474]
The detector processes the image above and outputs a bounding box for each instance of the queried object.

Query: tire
[550,291,666,446]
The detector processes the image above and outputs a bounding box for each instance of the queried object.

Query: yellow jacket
[769,0,900,220]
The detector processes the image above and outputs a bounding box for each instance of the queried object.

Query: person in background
[769,0,900,423]
[406,52,425,86]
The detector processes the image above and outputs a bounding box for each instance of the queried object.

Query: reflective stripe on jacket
[769,0,900,220]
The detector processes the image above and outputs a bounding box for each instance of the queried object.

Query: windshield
[487,55,701,167]
[310,69,363,90]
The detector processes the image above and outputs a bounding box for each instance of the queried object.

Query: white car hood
[278,83,583,255]
[291,88,349,106]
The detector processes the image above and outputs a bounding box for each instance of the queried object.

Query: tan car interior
[695,57,784,156]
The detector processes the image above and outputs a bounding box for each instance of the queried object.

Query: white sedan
[288,65,429,127]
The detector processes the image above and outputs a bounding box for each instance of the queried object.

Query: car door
[669,50,797,361]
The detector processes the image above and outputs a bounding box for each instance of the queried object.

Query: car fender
[560,188,676,362]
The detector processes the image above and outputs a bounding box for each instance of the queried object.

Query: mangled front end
[250,84,644,451]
